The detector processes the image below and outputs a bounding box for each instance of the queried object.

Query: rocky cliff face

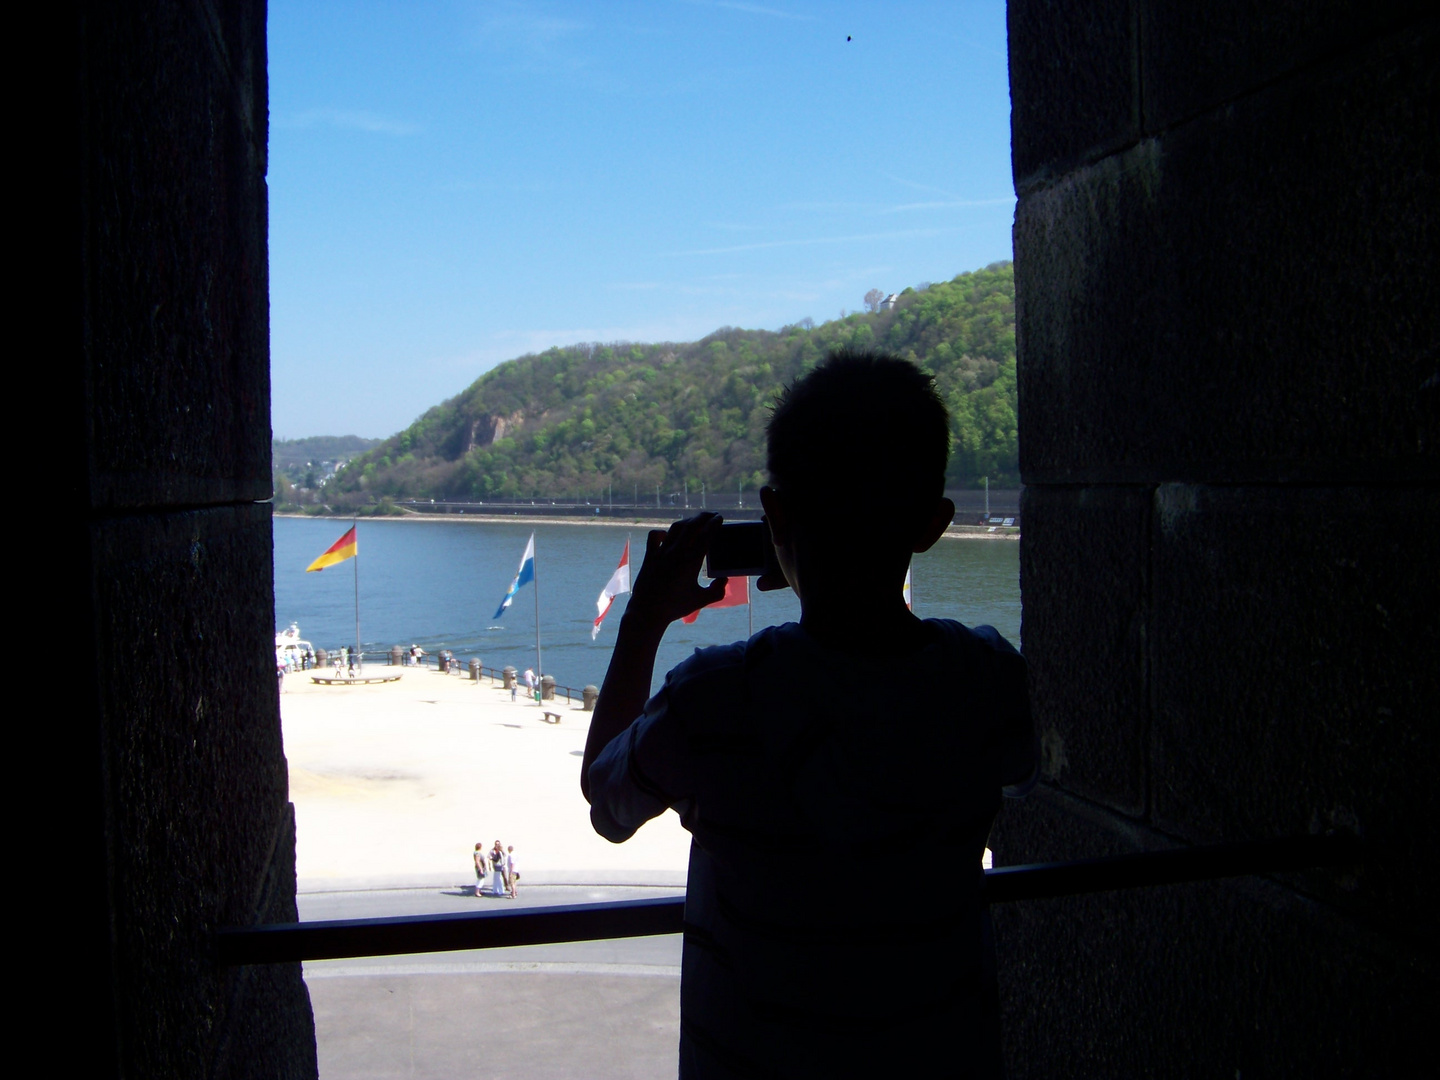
[463,410,525,455]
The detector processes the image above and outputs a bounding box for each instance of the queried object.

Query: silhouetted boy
[582,349,1036,1078]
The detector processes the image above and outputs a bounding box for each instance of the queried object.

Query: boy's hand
[624,513,729,630]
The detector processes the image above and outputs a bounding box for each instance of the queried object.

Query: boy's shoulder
[661,619,1021,705]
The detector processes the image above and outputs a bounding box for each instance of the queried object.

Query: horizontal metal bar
[980,834,1361,904]
[217,895,685,967]
[217,836,1360,967]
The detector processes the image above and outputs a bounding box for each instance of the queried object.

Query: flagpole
[533,534,542,694]
[748,577,753,638]
[352,517,361,672]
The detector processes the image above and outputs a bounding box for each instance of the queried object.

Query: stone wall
[997,2,1437,1075]
[43,2,316,1075]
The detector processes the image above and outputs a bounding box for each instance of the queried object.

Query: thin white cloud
[668,227,954,257]
[605,280,747,298]
[677,0,815,21]
[883,198,1014,213]
[776,200,874,214]
[881,172,962,198]
[278,108,419,136]
[473,2,588,59]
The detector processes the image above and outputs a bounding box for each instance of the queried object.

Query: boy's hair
[767,349,949,517]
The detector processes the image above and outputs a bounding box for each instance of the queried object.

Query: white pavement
[281,666,691,891]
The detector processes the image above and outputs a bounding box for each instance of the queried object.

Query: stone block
[991,804,1432,1078]
[81,2,271,509]
[1008,0,1139,191]
[1020,485,1150,816]
[90,502,312,1075]
[1140,0,1430,130]
[1017,25,1439,484]
[1150,484,1439,947]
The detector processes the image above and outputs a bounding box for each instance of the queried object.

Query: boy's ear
[912,497,955,553]
[759,485,790,546]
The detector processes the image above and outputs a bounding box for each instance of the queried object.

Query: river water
[273,516,1021,692]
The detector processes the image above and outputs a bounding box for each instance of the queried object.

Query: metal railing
[464,664,588,704]
[216,835,1360,967]
[354,659,590,703]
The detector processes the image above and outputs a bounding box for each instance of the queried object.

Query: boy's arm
[581,514,726,805]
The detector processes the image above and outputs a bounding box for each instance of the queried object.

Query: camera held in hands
[705,520,779,579]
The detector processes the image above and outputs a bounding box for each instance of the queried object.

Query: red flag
[591,539,631,640]
[682,576,749,624]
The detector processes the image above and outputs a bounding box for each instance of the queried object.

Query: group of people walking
[473,840,518,898]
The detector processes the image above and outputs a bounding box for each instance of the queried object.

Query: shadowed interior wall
[994,2,1437,1075]
[42,2,317,1075]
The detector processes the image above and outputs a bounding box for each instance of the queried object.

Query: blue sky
[268,1,1014,439]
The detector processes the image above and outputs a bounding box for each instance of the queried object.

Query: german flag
[306,526,358,572]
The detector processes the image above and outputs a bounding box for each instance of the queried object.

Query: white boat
[275,623,314,669]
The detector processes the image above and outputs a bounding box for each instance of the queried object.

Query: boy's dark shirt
[589,618,1036,1078]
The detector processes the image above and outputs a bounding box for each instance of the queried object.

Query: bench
[541,710,562,725]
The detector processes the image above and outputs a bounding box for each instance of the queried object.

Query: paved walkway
[308,970,678,1079]
[301,885,683,1079]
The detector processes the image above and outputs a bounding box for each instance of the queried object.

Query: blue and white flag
[493,533,536,618]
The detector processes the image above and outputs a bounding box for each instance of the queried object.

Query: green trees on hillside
[326,263,1016,509]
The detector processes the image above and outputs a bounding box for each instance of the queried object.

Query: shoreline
[274,510,1020,540]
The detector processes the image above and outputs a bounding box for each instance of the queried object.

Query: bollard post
[390,645,403,667]
[583,685,599,711]
[540,674,556,701]
[469,658,481,682]
[502,666,517,690]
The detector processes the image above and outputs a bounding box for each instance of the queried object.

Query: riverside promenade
[282,665,691,890]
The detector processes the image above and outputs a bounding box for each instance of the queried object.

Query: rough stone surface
[1017,22,1439,485]
[1009,4,1437,1074]
[1150,484,1440,947]
[94,504,315,1077]
[81,0,272,510]
[1020,486,1150,815]
[1140,1,1431,129]
[1008,0,1139,191]
[990,791,1433,1079]
[48,3,317,1075]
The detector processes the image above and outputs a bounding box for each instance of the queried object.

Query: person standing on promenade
[582,350,1037,1079]
[505,845,518,898]
[472,842,488,898]
[490,840,507,897]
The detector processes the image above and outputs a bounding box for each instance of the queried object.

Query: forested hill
[320,262,1016,511]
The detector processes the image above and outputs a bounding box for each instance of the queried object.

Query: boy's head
[762,349,953,600]
[767,348,949,523]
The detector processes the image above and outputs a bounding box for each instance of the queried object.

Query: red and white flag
[682,575,749,624]
[591,539,631,639]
